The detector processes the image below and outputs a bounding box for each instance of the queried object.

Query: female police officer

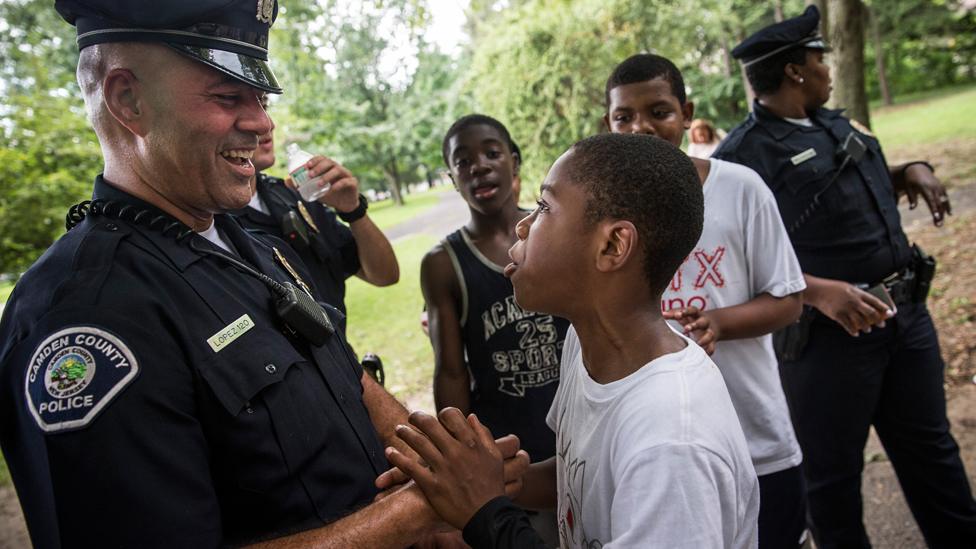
[714,6,975,548]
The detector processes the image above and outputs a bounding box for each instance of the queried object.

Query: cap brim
[168,44,282,94]
[803,38,831,52]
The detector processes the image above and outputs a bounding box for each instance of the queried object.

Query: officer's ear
[103,68,149,137]
[784,63,804,86]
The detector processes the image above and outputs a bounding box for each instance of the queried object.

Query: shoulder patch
[25,326,140,433]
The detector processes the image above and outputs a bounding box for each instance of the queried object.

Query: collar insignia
[273,246,314,297]
[297,201,320,233]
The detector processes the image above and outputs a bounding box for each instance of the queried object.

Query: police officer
[714,6,976,548]
[233,120,398,317]
[0,1,526,546]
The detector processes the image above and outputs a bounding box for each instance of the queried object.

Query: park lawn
[364,185,450,231]
[0,280,13,303]
[343,234,439,412]
[872,85,976,149]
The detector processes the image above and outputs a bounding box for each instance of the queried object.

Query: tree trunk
[774,0,784,22]
[807,0,829,44]
[869,6,893,106]
[384,156,405,206]
[737,29,755,112]
[826,0,871,128]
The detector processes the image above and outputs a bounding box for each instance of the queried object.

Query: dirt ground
[1,165,974,549]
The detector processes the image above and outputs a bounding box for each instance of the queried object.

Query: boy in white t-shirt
[386,133,759,548]
[604,54,807,549]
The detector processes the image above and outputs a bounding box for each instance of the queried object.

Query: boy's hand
[376,432,528,498]
[303,155,361,214]
[386,409,519,529]
[664,306,719,354]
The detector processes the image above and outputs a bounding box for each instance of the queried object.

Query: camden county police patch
[25,326,140,433]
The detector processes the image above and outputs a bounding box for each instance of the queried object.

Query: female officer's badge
[25,326,139,433]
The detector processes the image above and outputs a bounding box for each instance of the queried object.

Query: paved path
[382,190,468,242]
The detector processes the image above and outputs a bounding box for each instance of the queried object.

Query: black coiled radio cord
[65,199,334,345]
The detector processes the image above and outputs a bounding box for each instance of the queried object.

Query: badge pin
[296,202,320,233]
[790,148,818,166]
[256,0,274,23]
[273,247,314,297]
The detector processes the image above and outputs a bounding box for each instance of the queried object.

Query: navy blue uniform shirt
[232,173,361,314]
[0,176,387,548]
[714,102,912,284]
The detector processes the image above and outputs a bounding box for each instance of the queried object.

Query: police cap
[55,0,282,94]
[732,5,830,68]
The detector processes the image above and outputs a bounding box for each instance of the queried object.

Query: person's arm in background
[305,154,399,286]
[889,161,952,226]
[421,245,471,413]
[666,294,802,355]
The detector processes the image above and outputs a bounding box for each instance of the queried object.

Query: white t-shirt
[662,158,806,476]
[547,326,759,549]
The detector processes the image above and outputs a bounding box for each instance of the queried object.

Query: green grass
[872,85,976,149]
[344,234,438,412]
[0,279,13,303]
[365,186,451,231]
[0,452,8,487]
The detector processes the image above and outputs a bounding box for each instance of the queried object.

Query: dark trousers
[779,302,976,548]
[759,465,807,549]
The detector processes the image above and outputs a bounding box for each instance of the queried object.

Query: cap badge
[256,0,274,24]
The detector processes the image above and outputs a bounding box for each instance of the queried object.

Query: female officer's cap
[732,5,831,69]
[55,0,282,94]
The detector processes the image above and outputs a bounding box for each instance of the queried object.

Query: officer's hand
[901,163,951,227]
[386,409,507,530]
[304,155,361,213]
[663,306,718,355]
[813,280,893,337]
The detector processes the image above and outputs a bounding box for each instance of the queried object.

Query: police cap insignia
[25,326,140,433]
[55,0,282,94]
[732,5,831,68]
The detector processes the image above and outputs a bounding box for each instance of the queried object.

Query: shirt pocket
[198,326,323,496]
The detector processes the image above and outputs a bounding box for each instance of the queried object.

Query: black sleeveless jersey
[444,228,569,462]
[231,174,360,314]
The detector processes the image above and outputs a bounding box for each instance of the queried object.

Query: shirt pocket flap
[781,155,835,197]
[198,327,304,416]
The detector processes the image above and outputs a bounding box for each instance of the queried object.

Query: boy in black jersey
[420,114,569,543]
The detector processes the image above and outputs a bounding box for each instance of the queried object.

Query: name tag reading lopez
[790,148,817,165]
[207,314,255,352]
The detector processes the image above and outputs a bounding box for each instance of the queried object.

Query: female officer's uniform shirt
[0,176,387,547]
[713,101,912,285]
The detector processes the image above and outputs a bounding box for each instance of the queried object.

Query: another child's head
[507,133,703,317]
[442,114,521,213]
[603,53,693,149]
[689,118,717,144]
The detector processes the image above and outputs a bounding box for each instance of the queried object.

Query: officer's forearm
[247,482,438,548]
[360,371,423,462]
[350,215,399,286]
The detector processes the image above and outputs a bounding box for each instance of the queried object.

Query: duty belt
[879,267,917,306]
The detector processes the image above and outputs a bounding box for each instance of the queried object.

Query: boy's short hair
[745,47,808,95]
[605,54,686,108]
[567,133,703,295]
[442,114,516,167]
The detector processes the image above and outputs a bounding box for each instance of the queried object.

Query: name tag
[207,314,255,353]
[790,148,817,165]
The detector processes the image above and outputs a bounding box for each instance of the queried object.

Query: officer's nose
[240,93,274,136]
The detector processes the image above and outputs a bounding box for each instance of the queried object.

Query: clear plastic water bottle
[287,143,330,202]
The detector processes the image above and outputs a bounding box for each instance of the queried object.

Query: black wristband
[337,194,368,223]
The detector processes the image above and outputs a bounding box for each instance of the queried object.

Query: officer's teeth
[221,150,254,160]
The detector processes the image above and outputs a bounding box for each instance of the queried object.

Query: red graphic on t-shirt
[566,507,574,532]
[693,246,726,289]
[669,255,690,292]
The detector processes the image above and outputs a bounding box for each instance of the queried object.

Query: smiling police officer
[713,6,976,548]
[0,1,528,547]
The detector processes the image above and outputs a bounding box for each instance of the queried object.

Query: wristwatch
[337,193,369,223]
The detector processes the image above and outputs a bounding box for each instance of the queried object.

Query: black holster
[773,306,816,362]
[911,244,936,303]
